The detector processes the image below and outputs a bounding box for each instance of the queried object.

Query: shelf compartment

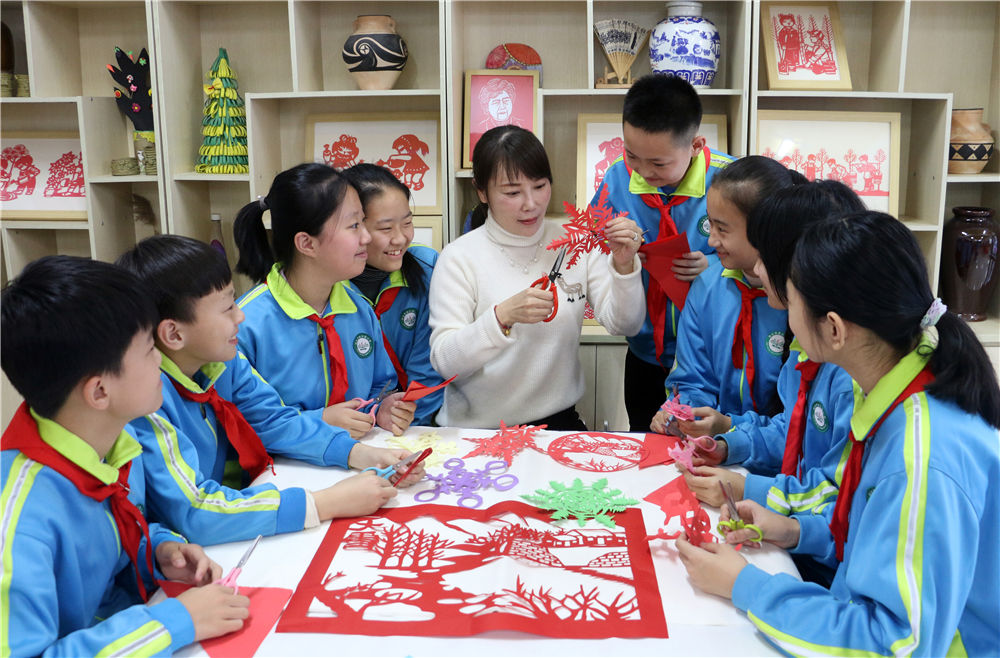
[593,0,750,92]
[173,172,250,182]
[87,180,161,259]
[947,173,1000,184]
[290,1,442,93]
[1,224,92,279]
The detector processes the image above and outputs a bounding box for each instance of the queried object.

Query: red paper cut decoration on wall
[545,432,646,472]
[643,477,716,548]
[159,582,292,658]
[44,151,85,197]
[461,421,547,465]
[593,137,624,192]
[0,145,40,201]
[322,134,360,169]
[376,134,430,191]
[761,144,889,201]
[547,186,625,268]
[276,501,668,639]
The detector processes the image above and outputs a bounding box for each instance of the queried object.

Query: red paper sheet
[158,581,292,658]
[545,432,646,471]
[639,433,683,468]
[639,232,692,310]
[277,501,667,639]
[643,477,716,547]
[402,375,457,402]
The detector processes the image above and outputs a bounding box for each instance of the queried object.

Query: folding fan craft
[276,502,668,638]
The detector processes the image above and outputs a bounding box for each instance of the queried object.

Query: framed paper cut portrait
[0,132,87,219]
[463,69,539,169]
[306,112,441,214]
[576,114,728,207]
[756,110,900,216]
[761,3,851,90]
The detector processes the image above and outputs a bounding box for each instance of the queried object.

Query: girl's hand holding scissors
[156,540,221,585]
[721,499,801,549]
[323,399,375,438]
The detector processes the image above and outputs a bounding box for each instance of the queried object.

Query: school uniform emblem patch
[810,401,829,432]
[765,331,785,356]
[353,333,374,358]
[698,214,711,237]
[400,307,418,330]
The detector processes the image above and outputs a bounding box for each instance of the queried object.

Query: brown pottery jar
[940,206,998,321]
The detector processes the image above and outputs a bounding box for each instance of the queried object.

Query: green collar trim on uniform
[29,408,140,483]
[850,329,937,440]
[628,148,709,199]
[265,264,357,320]
[788,337,810,363]
[160,351,226,392]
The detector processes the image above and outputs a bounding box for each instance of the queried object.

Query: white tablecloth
[167,426,799,657]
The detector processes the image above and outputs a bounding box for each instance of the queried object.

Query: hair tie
[257,195,267,211]
[920,297,947,328]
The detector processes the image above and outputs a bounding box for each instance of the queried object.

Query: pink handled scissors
[214,534,261,594]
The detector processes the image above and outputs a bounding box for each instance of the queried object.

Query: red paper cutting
[547,186,625,269]
[402,375,457,402]
[639,232,692,310]
[643,477,716,548]
[545,432,646,472]
[276,501,667,638]
[462,421,547,465]
[639,433,683,468]
[158,581,292,658]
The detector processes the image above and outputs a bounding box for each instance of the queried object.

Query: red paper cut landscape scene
[277,501,667,639]
[546,432,646,472]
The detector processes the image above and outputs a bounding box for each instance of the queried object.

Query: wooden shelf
[970,316,1000,346]
[947,173,1000,184]
[172,172,250,183]
[88,175,159,184]
[1,220,89,231]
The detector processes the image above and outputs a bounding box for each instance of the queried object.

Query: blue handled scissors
[363,447,432,487]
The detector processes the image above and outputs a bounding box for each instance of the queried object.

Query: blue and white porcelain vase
[342,15,408,90]
[649,2,720,88]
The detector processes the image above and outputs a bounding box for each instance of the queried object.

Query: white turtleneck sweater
[428,213,645,428]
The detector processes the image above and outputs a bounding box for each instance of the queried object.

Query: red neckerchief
[1,402,156,601]
[374,286,408,389]
[170,380,274,479]
[830,368,935,561]
[780,359,822,477]
[306,313,351,405]
[628,147,711,367]
[731,278,769,411]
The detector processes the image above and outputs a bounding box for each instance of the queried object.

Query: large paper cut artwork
[0,135,86,218]
[276,502,668,638]
[547,187,622,268]
[461,421,547,465]
[545,432,646,472]
[523,478,639,529]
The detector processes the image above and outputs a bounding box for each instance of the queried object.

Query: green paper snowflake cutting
[521,478,638,529]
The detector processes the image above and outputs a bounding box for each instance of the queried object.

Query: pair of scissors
[530,246,568,322]
[363,447,432,486]
[351,381,396,420]
[716,481,763,543]
[214,534,261,594]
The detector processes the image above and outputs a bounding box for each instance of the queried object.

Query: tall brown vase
[940,206,999,321]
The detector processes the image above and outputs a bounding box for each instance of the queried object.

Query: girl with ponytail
[676,211,1000,656]
[234,163,417,437]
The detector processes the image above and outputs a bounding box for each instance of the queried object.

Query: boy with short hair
[591,74,734,431]
[1,255,249,657]
[119,235,422,546]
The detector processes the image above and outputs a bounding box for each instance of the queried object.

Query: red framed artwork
[462,69,539,169]
[277,501,667,639]
[761,3,852,90]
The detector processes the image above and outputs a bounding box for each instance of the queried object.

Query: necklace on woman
[496,241,542,274]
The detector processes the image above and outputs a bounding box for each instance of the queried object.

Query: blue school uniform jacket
[592,148,734,367]
[128,352,356,545]
[732,332,1000,656]
[2,410,194,657]
[237,265,397,413]
[347,245,443,425]
[665,263,788,426]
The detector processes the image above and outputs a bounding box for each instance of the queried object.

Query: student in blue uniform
[234,163,417,437]
[651,156,799,435]
[680,180,865,587]
[343,163,443,426]
[1,256,249,656]
[592,74,734,431]
[676,212,1000,656]
[119,236,421,546]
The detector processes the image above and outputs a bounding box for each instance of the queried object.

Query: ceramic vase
[940,206,999,322]
[342,15,408,91]
[948,108,995,175]
[649,2,720,88]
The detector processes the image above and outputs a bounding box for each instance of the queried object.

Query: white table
[169,426,799,657]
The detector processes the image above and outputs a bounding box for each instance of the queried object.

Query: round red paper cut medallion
[546,432,646,472]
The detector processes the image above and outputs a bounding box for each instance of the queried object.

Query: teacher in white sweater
[429,126,645,429]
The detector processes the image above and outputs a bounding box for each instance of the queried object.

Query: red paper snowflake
[462,421,548,465]
[547,186,627,268]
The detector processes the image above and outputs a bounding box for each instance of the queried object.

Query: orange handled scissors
[214,534,261,594]
[530,246,568,323]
